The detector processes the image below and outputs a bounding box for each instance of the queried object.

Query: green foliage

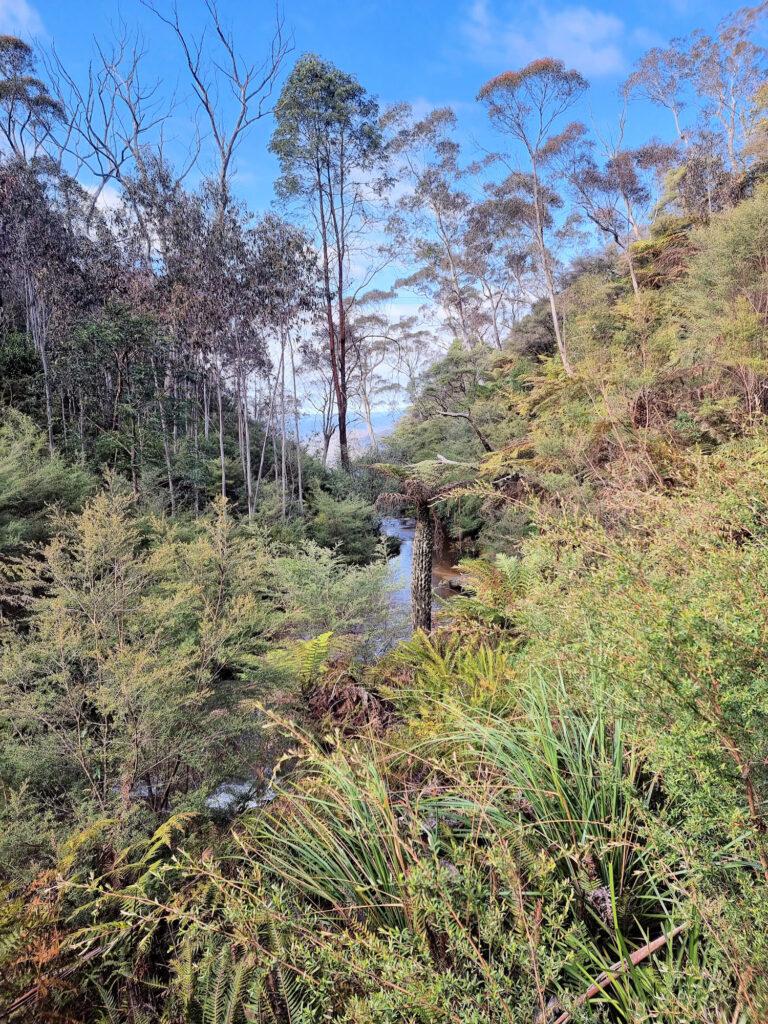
[0,474,406,894]
[0,332,42,417]
[270,53,382,201]
[305,487,381,563]
[266,630,341,698]
[269,540,401,658]
[0,410,94,553]
[57,679,738,1024]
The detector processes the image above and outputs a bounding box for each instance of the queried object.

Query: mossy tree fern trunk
[375,468,453,636]
[411,497,434,633]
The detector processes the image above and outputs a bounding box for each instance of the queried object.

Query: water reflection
[380,516,459,629]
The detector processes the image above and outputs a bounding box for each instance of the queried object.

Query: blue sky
[0,0,754,213]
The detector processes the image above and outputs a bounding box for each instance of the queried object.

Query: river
[380,516,460,628]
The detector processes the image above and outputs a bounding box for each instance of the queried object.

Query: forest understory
[2,4,768,1021]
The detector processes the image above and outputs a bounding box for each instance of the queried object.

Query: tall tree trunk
[316,167,349,471]
[130,414,138,498]
[289,335,304,516]
[170,370,178,455]
[280,334,287,520]
[626,248,640,298]
[59,393,68,447]
[482,278,504,350]
[530,159,573,377]
[254,355,282,508]
[272,426,279,486]
[236,364,247,486]
[243,370,254,519]
[411,500,433,634]
[333,197,350,472]
[336,289,350,472]
[435,206,471,348]
[337,392,350,471]
[78,390,86,462]
[152,362,176,514]
[203,374,211,440]
[193,407,201,515]
[361,384,377,451]
[216,372,226,499]
[320,383,336,470]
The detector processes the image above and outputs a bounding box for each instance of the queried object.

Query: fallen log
[548,922,688,1024]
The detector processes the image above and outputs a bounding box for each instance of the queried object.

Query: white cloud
[86,182,124,215]
[0,0,44,37]
[462,0,629,77]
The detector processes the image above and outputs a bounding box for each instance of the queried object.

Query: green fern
[494,554,537,597]
[267,630,333,693]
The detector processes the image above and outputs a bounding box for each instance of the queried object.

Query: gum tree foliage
[389,106,486,347]
[464,179,536,350]
[270,53,386,472]
[0,35,64,163]
[413,340,495,453]
[566,140,654,297]
[0,160,97,455]
[250,213,320,517]
[345,304,403,450]
[478,59,589,376]
[624,8,768,202]
[151,180,270,505]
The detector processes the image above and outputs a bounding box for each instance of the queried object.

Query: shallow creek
[379,515,460,623]
[206,518,462,813]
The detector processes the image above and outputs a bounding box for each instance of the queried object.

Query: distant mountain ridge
[299,408,403,458]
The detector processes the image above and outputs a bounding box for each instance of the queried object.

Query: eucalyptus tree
[0,160,90,454]
[623,44,691,150]
[465,183,535,349]
[478,60,588,377]
[415,340,494,453]
[299,331,337,470]
[55,1,288,221]
[389,107,486,348]
[156,181,267,505]
[47,27,181,229]
[0,39,72,454]
[385,315,438,395]
[146,0,290,214]
[0,36,64,163]
[346,306,399,450]
[625,9,768,179]
[689,11,768,175]
[566,140,652,297]
[270,54,387,472]
[251,213,319,517]
[654,139,736,224]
